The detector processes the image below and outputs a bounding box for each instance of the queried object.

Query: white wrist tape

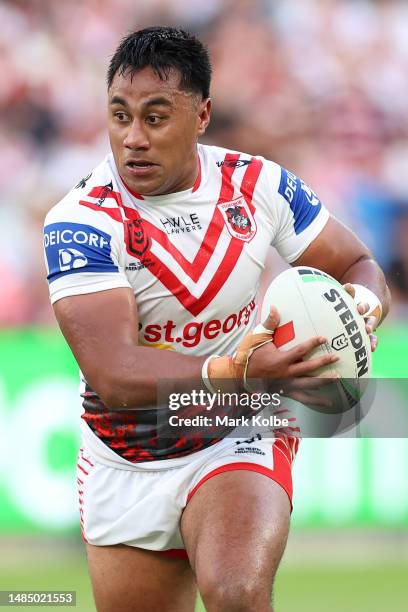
[251,323,275,335]
[352,284,382,320]
[204,326,275,393]
[201,355,220,393]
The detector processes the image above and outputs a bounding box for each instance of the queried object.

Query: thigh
[86,543,197,612]
[180,470,291,611]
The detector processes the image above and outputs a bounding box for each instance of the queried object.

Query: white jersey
[44,143,329,462]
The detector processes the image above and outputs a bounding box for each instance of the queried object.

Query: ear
[197,98,212,137]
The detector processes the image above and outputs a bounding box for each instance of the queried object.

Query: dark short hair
[107,26,212,98]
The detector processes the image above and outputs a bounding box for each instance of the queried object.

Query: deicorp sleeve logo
[44,222,118,282]
[278,167,322,234]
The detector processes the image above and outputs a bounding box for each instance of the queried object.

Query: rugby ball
[261,266,372,380]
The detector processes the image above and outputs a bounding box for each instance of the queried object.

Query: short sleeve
[271,167,330,263]
[43,203,131,305]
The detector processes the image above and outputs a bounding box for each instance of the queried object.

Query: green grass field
[0,537,407,611]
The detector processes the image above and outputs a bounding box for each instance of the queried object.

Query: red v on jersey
[132,155,263,316]
[129,155,239,282]
[80,154,263,316]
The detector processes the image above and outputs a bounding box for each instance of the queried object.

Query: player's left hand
[343,283,379,352]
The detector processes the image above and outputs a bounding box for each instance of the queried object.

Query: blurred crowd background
[1,3,407,609]
[1,0,408,325]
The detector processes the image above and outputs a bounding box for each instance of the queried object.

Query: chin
[121,169,166,197]
[136,180,164,195]
[122,176,158,197]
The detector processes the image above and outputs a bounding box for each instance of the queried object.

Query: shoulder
[200,143,280,182]
[200,143,324,204]
[44,154,124,229]
[43,155,126,266]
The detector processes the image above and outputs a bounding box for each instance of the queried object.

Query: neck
[167,147,200,194]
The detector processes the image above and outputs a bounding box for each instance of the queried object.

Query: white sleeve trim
[50,274,132,305]
[283,208,330,264]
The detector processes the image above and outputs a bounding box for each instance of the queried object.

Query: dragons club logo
[217,196,256,242]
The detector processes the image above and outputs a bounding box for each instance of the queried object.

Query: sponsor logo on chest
[159,213,201,235]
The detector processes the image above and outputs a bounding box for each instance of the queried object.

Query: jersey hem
[80,420,255,472]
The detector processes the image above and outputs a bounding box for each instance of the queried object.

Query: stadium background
[0,0,407,610]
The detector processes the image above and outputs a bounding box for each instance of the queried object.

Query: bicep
[54,287,139,392]
[293,216,372,279]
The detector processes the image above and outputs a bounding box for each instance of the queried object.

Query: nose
[123,119,150,150]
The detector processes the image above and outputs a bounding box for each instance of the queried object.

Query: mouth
[124,160,158,178]
[126,160,156,168]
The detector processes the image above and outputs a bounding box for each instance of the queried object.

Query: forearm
[54,290,207,410]
[339,255,391,323]
[86,345,206,409]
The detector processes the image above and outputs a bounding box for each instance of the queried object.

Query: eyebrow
[110,95,128,106]
[109,95,173,108]
[143,97,173,109]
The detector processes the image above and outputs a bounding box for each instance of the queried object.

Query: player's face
[108,67,211,196]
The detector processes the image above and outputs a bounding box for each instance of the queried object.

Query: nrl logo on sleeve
[217,196,256,242]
